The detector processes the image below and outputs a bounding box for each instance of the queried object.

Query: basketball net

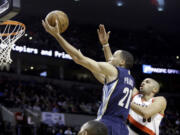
[0,20,25,66]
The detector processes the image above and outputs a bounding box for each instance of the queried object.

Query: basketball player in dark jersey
[42,20,135,135]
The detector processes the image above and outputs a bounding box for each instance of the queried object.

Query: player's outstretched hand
[97,24,111,46]
[42,19,60,37]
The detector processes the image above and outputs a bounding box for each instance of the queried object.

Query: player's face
[140,78,155,94]
[109,51,123,66]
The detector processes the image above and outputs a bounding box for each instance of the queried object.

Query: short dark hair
[120,50,134,69]
[86,120,108,135]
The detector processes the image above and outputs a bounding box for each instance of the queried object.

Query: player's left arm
[91,24,113,84]
[131,96,167,119]
[97,24,113,62]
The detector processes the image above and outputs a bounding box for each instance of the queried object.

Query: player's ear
[152,87,158,94]
[120,59,125,66]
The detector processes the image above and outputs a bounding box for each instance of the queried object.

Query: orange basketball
[46,10,69,33]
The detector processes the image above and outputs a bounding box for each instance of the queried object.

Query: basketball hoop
[0,20,25,65]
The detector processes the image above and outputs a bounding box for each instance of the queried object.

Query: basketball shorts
[100,117,129,135]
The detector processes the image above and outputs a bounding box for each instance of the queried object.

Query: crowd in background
[0,75,180,135]
[159,97,180,135]
[0,77,100,115]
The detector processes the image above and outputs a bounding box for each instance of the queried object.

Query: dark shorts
[100,117,129,135]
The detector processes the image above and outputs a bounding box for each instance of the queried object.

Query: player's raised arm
[97,24,113,62]
[91,25,113,84]
[42,19,118,78]
[131,96,167,119]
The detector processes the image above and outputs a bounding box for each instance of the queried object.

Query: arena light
[29,36,32,40]
[176,56,179,60]
[116,0,123,7]
[40,71,47,77]
[151,0,165,11]
[142,64,180,74]
[30,66,34,70]
[143,64,153,74]
[158,7,164,11]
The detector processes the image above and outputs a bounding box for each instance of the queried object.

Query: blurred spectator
[64,127,73,135]
[56,129,63,135]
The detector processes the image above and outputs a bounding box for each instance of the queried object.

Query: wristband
[103,43,109,47]
[102,43,109,51]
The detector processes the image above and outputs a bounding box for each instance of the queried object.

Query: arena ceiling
[19,0,180,33]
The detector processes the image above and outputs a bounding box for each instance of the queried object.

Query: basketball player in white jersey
[128,78,166,135]
[96,24,167,135]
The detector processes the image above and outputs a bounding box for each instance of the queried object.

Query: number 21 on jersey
[118,87,132,109]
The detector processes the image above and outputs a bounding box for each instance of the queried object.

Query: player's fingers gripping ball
[45,10,69,34]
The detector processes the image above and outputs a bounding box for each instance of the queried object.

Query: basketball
[45,10,69,33]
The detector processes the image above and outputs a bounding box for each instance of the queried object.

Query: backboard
[0,0,21,22]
